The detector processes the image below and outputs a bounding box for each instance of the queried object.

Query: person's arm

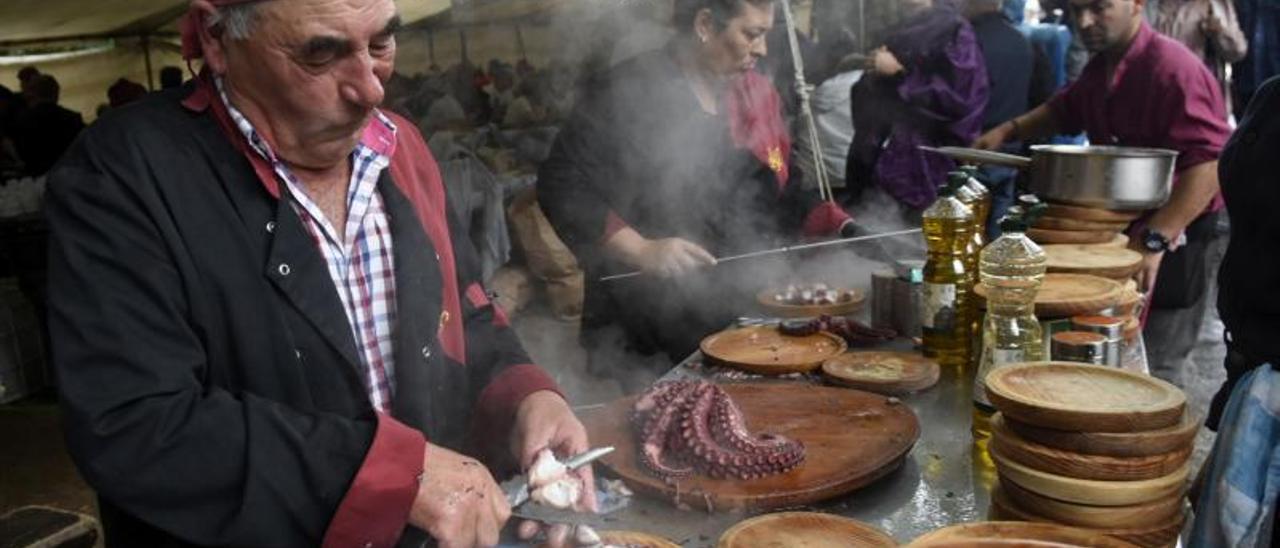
[47,129,420,547]
[972,103,1061,150]
[1146,161,1221,239]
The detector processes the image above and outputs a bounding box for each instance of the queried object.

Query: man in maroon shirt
[974,0,1231,387]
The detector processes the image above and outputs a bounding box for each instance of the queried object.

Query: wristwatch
[1141,228,1172,253]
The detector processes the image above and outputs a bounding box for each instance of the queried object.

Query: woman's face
[696,1,774,76]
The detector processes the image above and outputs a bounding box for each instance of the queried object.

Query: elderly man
[45,1,592,547]
[974,0,1231,388]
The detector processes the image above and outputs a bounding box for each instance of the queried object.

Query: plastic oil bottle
[954,167,989,372]
[959,165,992,239]
[971,202,1047,471]
[921,173,975,372]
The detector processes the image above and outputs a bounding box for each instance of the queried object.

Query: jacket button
[265,221,276,233]
[421,345,432,360]
[277,263,291,276]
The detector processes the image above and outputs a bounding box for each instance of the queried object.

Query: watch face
[1144,232,1166,252]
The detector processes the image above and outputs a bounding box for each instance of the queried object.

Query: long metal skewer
[597,228,922,282]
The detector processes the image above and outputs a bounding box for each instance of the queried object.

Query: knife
[501,446,615,508]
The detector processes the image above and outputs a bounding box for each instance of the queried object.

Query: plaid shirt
[218,80,400,411]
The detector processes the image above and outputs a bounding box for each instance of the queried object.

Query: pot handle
[918,146,1033,169]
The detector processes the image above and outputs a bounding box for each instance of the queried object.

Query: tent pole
[428,29,437,66]
[143,34,155,91]
[459,28,469,64]
[514,24,527,61]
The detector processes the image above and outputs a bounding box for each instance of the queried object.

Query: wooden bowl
[990,446,1188,506]
[757,287,866,318]
[821,351,941,395]
[718,512,897,548]
[990,487,1185,548]
[990,414,1191,481]
[1043,203,1143,223]
[1043,244,1143,280]
[1028,228,1120,245]
[701,325,847,375]
[998,477,1184,530]
[1035,216,1132,232]
[907,521,1137,548]
[1000,411,1199,459]
[599,531,681,548]
[984,362,1185,432]
[974,274,1124,318]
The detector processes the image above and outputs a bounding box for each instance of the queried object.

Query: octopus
[778,314,896,346]
[773,283,852,306]
[630,380,805,481]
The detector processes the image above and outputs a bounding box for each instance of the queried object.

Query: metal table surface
[581,336,1151,546]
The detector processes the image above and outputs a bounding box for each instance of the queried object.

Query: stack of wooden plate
[1029,203,1141,246]
[973,273,1125,320]
[984,363,1195,548]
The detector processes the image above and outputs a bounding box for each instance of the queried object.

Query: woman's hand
[867,47,905,77]
[635,238,717,278]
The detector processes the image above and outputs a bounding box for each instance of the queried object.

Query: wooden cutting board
[1036,216,1133,232]
[581,383,920,512]
[717,512,897,548]
[984,362,1185,432]
[821,351,940,395]
[990,488,1184,548]
[1043,244,1144,280]
[974,274,1124,318]
[701,326,848,375]
[1044,203,1144,223]
[990,447,1188,506]
[757,288,866,318]
[990,415,1191,481]
[1028,227,1119,245]
[907,521,1138,548]
[998,477,1184,530]
[1001,411,1199,458]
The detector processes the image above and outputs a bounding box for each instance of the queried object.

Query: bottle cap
[940,172,968,197]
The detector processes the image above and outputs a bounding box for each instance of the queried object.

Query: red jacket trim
[321,413,425,548]
[464,282,511,328]
[726,71,791,190]
[802,201,853,238]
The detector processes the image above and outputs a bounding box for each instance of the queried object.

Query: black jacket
[46,83,555,547]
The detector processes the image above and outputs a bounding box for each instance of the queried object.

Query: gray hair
[208,2,261,41]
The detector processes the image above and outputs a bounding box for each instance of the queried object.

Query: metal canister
[1070,315,1125,367]
[871,269,897,330]
[1051,331,1108,365]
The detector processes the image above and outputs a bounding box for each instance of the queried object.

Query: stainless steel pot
[921,145,1178,210]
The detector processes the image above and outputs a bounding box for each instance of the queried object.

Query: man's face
[702,1,773,76]
[1068,0,1141,53]
[217,0,399,169]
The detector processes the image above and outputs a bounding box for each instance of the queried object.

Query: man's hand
[408,443,511,548]
[867,47,905,77]
[635,238,717,278]
[973,121,1015,151]
[510,391,597,548]
[1129,245,1165,294]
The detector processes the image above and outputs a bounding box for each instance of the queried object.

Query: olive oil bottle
[972,202,1047,461]
[921,174,975,372]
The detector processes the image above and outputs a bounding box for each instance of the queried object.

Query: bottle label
[922,283,957,331]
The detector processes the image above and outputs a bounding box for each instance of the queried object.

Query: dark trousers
[1143,212,1227,389]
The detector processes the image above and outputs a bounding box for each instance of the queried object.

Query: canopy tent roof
[0,0,461,47]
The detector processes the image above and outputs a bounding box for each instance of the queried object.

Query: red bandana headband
[180,0,268,60]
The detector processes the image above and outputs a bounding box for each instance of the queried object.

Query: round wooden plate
[1043,244,1144,280]
[821,351,941,395]
[998,477,1184,530]
[1112,287,1143,317]
[599,531,681,548]
[990,446,1188,506]
[580,383,920,512]
[1104,233,1130,248]
[990,488,1185,548]
[975,274,1124,318]
[701,326,848,375]
[1001,411,1199,458]
[984,362,1185,432]
[907,521,1137,548]
[1044,203,1144,223]
[757,287,866,318]
[1036,216,1132,232]
[1122,316,1141,344]
[1028,228,1120,245]
[990,415,1191,481]
[717,512,897,548]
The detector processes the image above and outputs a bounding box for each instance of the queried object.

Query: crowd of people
[5,0,1280,546]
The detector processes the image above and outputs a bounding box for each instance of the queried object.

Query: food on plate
[630,380,805,481]
[779,315,896,346]
[772,283,854,306]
